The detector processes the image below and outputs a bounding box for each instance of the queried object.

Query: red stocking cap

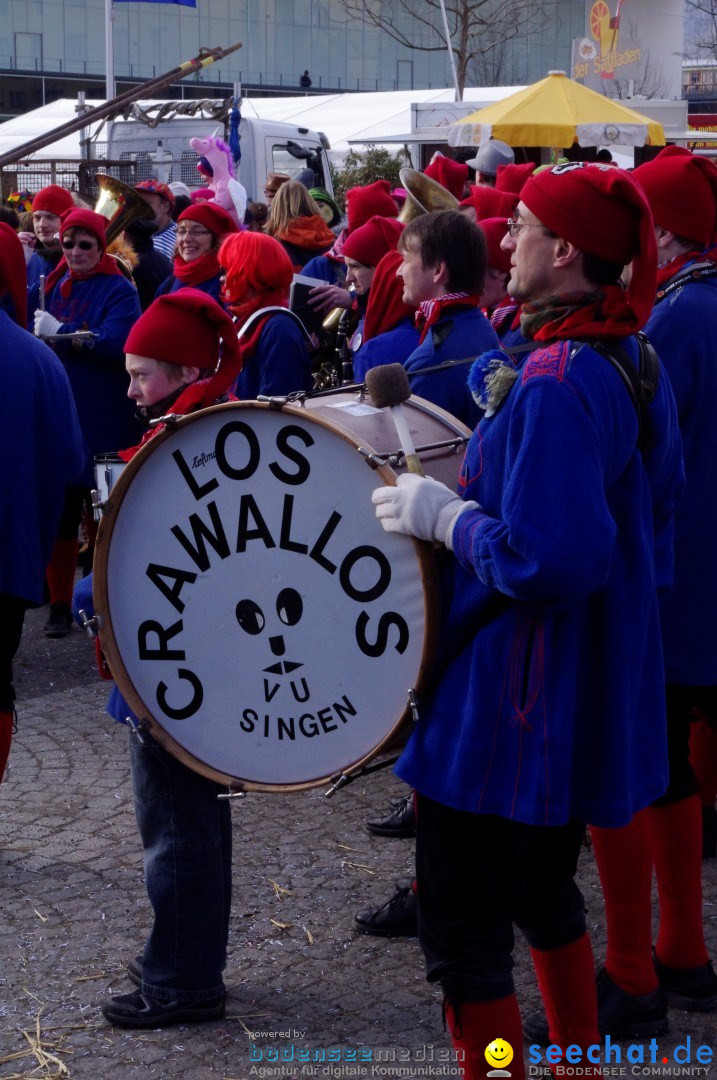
[33,185,75,216]
[521,162,657,332]
[495,162,535,196]
[363,249,417,342]
[345,180,399,232]
[424,156,470,199]
[0,222,28,329]
[342,215,404,267]
[477,217,512,275]
[178,202,238,236]
[633,146,717,246]
[59,208,109,251]
[459,186,518,219]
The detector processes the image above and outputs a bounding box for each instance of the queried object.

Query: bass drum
[93,393,470,792]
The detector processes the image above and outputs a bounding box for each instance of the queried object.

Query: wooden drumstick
[365,364,424,476]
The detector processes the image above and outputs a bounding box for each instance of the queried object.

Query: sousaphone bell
[94,173,155,246]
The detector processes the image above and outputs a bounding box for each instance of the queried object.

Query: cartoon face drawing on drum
[236,588,310,703]
[96,399,469,789]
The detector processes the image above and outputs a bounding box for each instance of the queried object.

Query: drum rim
[93,398,451,793]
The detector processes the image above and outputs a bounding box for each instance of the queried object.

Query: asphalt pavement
[1,602,715,1080]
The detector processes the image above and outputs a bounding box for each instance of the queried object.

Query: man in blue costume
[371,163,683,1079]
[0,223,85,781]
[400,211,499,430]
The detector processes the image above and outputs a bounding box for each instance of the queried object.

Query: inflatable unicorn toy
[189,132,247,228]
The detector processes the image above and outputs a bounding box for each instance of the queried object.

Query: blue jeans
[129,730,232,1002]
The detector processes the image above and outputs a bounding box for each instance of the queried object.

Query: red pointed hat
[59,208,109,251]
[633,146,717,246]
[424,156,470,199]
[459,186,518,220]
[345,180,399,232]
[521,161,657,331]
[342,215,404,267]
[363,249,417,342]
[477,217,512,275]
[0,222,28,329]
[33,185,75,217]
[495,162,535,196]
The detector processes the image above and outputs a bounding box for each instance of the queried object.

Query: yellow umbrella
[448,70,665,150]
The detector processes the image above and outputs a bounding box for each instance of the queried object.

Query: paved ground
[1,603,716,1080]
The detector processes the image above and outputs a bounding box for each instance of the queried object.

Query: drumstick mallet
[365,364,424,476]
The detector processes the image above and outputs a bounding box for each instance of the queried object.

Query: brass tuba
[94,173,155,246]
[398,168,459,222]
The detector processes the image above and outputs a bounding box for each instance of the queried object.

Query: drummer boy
[74,289,244,1029]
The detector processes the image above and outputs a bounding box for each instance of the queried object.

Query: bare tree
[686,0,717,58]
[332,0,558,96]
[603,50,670,99]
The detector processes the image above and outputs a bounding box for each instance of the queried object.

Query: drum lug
[408,688,420,723]
[257,394,290,410]
[324,773,350,798]
[148,412,181,429]
[91,489,110,517]
[78,609,104,638]
[127,715,146,746]
[357,447,384,470]
[218,784,246,800]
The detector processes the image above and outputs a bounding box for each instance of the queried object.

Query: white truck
[102,100,334,201]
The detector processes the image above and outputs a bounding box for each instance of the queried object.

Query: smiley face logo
[485,1039,513,1071]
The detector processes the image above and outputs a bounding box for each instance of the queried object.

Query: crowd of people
[1,138,717,1075]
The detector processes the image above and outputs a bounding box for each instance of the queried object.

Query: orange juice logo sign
[587,0,640,80]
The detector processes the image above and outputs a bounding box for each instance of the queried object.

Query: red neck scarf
[414,292,481,344]
[45,252,123,299]
[521,284,647,343]
[655,249,717,291]
[488,295,519,334]
[173,250,221,286]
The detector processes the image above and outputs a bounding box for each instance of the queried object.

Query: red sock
[46,538,79,607]
[648,795,709,969]
[0,711,13,783]
[591,812,657,995]
[689,718,717,807]
[530,935,602,1078]
[445,996,524,1080]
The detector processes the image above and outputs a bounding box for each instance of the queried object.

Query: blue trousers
[129,731,232,1002]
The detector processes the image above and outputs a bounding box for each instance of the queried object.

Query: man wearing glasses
[29,208,141,638]
[371,164,683,1077]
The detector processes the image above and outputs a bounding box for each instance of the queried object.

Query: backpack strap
[583,332,660,454]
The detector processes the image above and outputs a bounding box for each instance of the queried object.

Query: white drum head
[95,402,439,790]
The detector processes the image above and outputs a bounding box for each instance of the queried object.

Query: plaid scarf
[414,292,481,344]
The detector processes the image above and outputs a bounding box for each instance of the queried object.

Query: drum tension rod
[218,785,246,800]
[148,412,182,428]
[78,609,104,638]
[324,755,402,798]
[408,688,420,723]
[257,394,289,410]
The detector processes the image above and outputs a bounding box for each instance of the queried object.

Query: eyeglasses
[177,227,212,238]
[506,218,545,238]
[62,239,97,251]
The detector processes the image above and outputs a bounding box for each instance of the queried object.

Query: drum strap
[235,306,315,347]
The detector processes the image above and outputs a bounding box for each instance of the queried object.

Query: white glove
[34,310,63,338]
[372,473,479,549]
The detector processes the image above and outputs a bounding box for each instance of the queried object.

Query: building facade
[0,0,589,119]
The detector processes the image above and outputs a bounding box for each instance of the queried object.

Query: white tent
[0,87,526,164]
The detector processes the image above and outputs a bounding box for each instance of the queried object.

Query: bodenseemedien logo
[486,1038,514,1077]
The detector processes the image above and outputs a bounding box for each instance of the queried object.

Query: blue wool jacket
[404,306,499,428]
[1,312,86,605]
[155,271,224,304]
[646,271,717,684]
[301,254,346,286]
[28,271,143,483]
[231,311,313,400]
[353,317,421,384]
[396,336,684,827]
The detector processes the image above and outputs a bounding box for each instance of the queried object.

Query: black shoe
[654,951,717,1012]
[596,967,668,1037]
[366,795,416,838]
[102,989,225,1029]
[522,968,668,1044]
[127,955,142,988]
[703,805,717,860]
[354,884,418,937]
[43,602,73,639]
